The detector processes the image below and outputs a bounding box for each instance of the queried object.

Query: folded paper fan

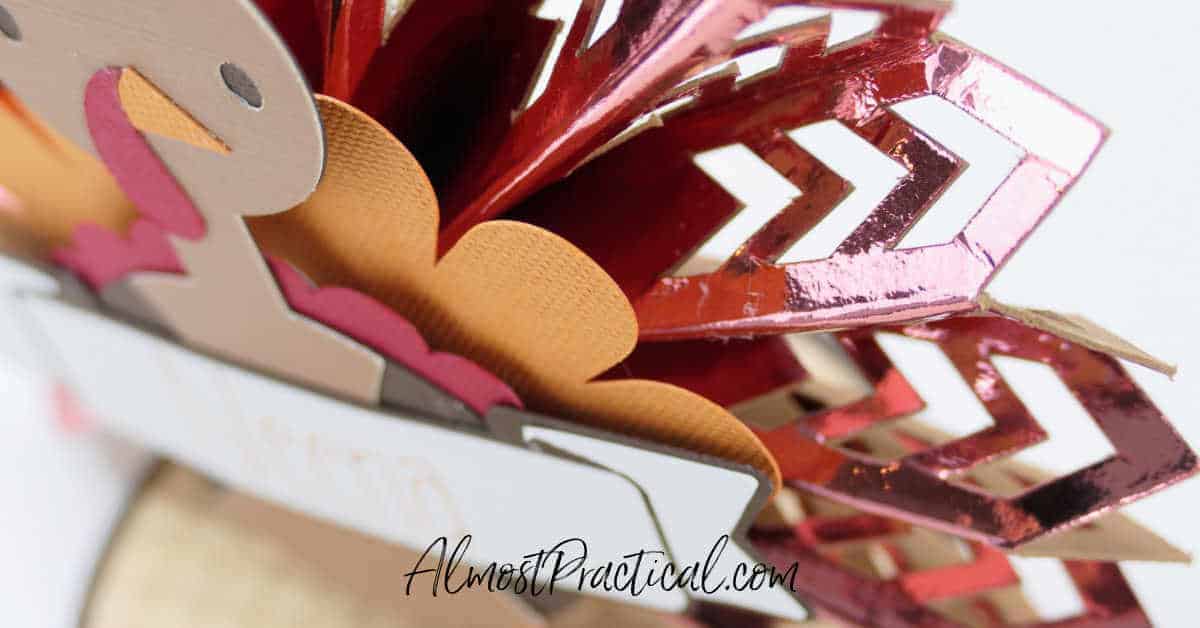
[516,14,1105,339]
[740,373,1161,627]
[249,95,780,484]
[0,1,1194,627]
[755,315,1195,549]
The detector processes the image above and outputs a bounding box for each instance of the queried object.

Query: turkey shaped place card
[0,1,1196,627]
[0,0,799,621]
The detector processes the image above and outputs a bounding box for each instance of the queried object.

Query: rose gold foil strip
[745,517,1151,627]
[0,85,64,158]
[518,21,1104,340]
[736,425,1148,627]
[756,315,1197,549]
[733,427,1155,627]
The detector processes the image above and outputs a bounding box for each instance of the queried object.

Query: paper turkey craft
[0,1,1194,627]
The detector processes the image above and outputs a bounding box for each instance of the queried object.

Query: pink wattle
[52,220,182,290]
[268,257,522,414]
[80,68,206,239]
[48,66,521,414]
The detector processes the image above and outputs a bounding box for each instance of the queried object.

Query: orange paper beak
[118,68,231,155]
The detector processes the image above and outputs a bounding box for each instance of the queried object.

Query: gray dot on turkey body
[0,5,21,42]
[220,62,263,110]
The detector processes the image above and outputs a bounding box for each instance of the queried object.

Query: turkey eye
[220,63,262,109]
[0,5,20,42]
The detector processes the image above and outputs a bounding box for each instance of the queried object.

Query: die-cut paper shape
[518,17,1106,340]
[248,97,780,487]
[0,87,136,256]
[41,67,518,415]
[0,0,393,403]
[758,315,1197,548]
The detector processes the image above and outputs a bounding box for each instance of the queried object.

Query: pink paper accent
[268,257,522,414]
[51,381,93,434]
[0,183,23,214]
[82,68,206,239]
[52,220,182,290]
[49,66,199,290]
[49,67,520,414]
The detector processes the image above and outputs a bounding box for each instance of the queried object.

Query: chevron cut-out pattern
[743,418,1157,627]
[440,0,952,246]
[712,376,1161,626]
[519,10,1104,340]
[2,3,1189,626]
[756,314,1197,550]
[748,486,1152,628]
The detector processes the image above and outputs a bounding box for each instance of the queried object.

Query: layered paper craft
[517,13,1104,340]
[250,95,780,485]
[0,88,135,255]
[750,501,1154,628]
[647,328,1190,565]
[734,371,1163,627]
[0,0,1195,627]
[755,316,1196,548]
[21,289,803,619]
[86,465,551,628]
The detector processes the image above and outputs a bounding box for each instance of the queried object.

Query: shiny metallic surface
[757,315,1198,549]
[3,2,1192,625]
[424,1,950,251]
[739,428,1154,627]
[519,14,1104,340]
[436,0,780,249]
[748,524,1151,628]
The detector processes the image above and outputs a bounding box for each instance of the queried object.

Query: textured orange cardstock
[250,97,780,488]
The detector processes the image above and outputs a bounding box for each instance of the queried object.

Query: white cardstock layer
[14,293,808,620]
[0,359,152,628]
[0,256,58,371]
[522,426,805,619]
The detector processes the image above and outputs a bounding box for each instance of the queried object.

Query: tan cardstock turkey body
[0,0,805,621]
[0,0,385,402]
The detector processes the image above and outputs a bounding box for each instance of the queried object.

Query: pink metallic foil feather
[747,525,1151,628]
[50,67,515,416]
[438,1,951,251]
[757,315,1198,549]
[518,20,1105,339]
[52,220,182,290]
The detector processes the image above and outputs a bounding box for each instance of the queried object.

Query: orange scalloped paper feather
[249,96,780,488]
[0,87,136,255]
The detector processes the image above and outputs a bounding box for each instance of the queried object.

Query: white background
[2,0,1198,625]
[701,1,1200,623]
[941,2,1200,624]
